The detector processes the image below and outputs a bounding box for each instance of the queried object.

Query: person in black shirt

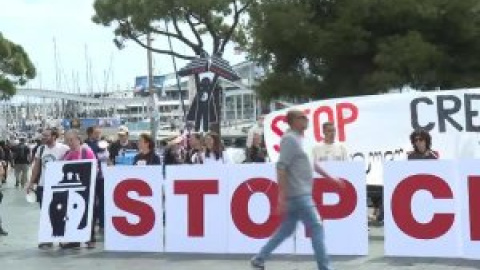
[0,141,12,185]
[108,126,137,165]
[85,126,102,155]
[245,133,267,163]
[371,129,439,226]
[0,164,7,235]
[133,133,161,166]
[12,138,31,188]
[84,126,106,231]
[407,129,438,160]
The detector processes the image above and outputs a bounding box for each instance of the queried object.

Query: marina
[1,61,265,143]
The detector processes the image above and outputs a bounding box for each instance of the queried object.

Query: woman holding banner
[371,129,439,226]
[133,133,161,166]
[408,129,438,160]
[185,133,204,164]
[193,132,228,164]
[245,133,267,163]
[61,129,97,249]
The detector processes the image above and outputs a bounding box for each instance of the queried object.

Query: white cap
[117,125,129,135]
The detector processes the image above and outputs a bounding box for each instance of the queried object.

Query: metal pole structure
[147,32,158,147]
[165,21,187,122]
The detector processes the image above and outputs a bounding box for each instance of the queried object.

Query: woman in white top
[193,132,228,165]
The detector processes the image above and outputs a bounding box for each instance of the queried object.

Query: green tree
[0,33,36,98]
[92,0,252,59]
[249,0,480,100]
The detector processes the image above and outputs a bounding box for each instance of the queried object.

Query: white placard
[103,166,163,252]
[458,160,480,259]
[295,162,368,255]
[165,164,228,253]
[384,161,461,258]
[226,163,294,254]
[38,160,97,243]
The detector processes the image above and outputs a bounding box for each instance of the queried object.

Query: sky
[0,0,246,94]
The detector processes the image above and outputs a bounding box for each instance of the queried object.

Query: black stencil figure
[49,190,69,237]
[186,77,221,132]
[49,162,93,237]
[178,54,240,133]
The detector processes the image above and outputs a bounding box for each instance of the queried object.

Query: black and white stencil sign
[38,160,97,243]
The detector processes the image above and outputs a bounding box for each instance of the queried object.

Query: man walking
[0,141,12,185]
[0,164,7,236]
[12,138,31,188]
[25,128,69,249]
[250,109,342,270]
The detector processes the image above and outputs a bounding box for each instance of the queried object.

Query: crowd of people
[0,113,438,265]
[0,119,269,245]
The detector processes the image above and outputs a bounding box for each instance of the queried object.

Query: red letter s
[112,179,155,237]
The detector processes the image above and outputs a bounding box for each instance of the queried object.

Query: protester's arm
[276,167,288,214]
[314,161,345,187]
[312,146,318,162]
[26,157,40,193]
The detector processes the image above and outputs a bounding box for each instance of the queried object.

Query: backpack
[33,145,46,184]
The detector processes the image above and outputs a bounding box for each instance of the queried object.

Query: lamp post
[147,32,158,147]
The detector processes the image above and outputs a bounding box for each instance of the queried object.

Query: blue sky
[1,0,246,94]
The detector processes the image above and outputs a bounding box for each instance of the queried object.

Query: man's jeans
[254,195,333,270]
[14,164,29,187]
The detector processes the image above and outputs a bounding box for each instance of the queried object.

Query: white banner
[165,164,229,253]
[384,161,461,258]
[103,166,163,252]
[295,162,368,255]
[39,160,97,243]
[111,163,367,255]
[101,161,479,259]
[226,164,294,254]
[264,89,480,185]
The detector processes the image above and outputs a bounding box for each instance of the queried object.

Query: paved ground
[0,170,478,270]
